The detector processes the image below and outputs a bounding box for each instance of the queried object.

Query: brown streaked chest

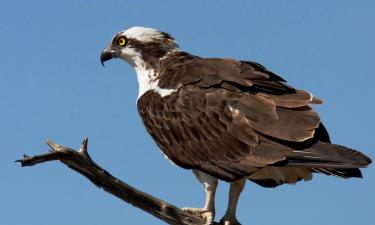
[137,90,185,165]
[136,90,179,140]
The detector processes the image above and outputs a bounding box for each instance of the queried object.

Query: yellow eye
[118,37,126,46]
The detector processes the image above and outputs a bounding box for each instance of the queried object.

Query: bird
[100,26,372,225]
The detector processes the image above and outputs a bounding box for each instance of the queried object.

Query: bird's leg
[183,170,218,225]
[220,178,246,225]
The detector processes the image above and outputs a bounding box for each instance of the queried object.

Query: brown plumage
[136,52,371,186]
[101,27,372,224]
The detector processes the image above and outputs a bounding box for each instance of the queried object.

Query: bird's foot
[182,207,215,225]
[219,216,242,225]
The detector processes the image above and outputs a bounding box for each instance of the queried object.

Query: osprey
[101,27,371,225]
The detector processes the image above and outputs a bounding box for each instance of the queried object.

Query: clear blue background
[1,1,374,225]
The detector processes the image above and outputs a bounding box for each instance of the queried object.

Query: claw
[182,207,215,225]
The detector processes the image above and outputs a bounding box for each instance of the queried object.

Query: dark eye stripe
[112,35,127,47]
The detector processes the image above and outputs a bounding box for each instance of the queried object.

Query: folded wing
[137,54,371,183]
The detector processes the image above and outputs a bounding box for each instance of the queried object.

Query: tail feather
[286,141,371,170]
[311,168,363,178]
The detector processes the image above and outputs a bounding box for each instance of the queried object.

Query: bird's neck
[133,50,179,100]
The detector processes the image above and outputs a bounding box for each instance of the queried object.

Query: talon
[182,207,215,225]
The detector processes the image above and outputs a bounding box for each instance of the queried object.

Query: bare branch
[16,139,219,225]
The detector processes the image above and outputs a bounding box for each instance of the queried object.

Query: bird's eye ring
[117,37,126,46]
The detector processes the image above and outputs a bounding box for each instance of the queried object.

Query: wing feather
[137,53,371,182]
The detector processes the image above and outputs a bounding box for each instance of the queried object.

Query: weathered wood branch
[16,138,219,225]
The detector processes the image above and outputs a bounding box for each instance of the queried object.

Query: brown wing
[137,87,296,181]
[137,54,371,182]
[157,54,323,142]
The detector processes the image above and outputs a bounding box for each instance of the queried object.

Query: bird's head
[100,26,179,69]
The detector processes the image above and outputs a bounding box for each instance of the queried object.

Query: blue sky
[1,1,374,224]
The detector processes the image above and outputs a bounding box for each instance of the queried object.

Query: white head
[122,27,170,42]
[100,26,179,69]
[100,26,180,99]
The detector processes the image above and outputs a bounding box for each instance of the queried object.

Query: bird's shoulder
[156,52,295,97]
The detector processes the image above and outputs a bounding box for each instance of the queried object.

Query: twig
[16,138,217,225]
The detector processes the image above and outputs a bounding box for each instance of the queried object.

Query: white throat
[134,65,156,99]
[134,66,177,100]
[129,52,177,100]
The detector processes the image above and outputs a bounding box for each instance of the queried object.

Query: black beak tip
[100,50,114,67]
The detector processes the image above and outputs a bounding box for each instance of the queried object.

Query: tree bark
[16,138,219,225]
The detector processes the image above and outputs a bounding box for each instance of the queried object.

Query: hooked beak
[100,48,116,67]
